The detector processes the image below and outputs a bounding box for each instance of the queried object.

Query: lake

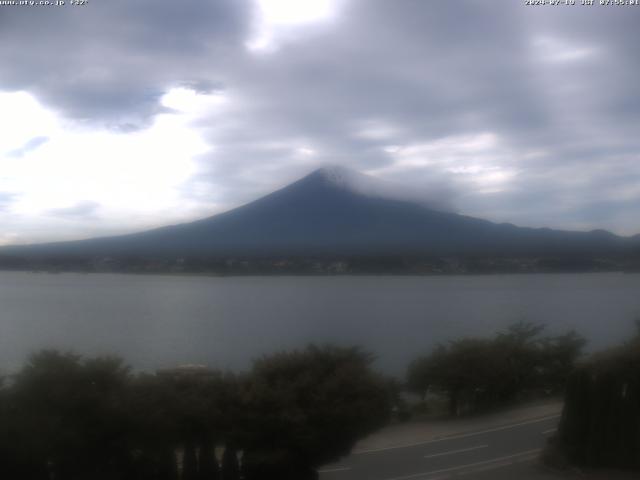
[1,271,639,376]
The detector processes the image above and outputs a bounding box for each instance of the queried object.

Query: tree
[494,321,546,400]
[407,322,586,416]
[0,346,392,480]
[198,439,219,480]
[10,350,133,480]
[127,367,238,480]
[539,330,586,394]
[239,345,391,479]
[406,356,433,401]
[556,330,640,471]
[221,445,240,480]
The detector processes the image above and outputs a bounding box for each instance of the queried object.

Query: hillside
[1,167,638,263]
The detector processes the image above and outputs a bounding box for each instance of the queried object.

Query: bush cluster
[407,322,585,416]
[0,346,391,480]
[554,325,640,471]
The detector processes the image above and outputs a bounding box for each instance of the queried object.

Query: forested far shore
[1,253,640,275]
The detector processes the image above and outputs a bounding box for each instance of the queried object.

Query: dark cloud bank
[1,0,639,236]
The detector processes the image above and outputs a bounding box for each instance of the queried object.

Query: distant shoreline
[1,266,638,278]
[2,250,639,277]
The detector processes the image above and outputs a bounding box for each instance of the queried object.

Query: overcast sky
[1,0,639,245]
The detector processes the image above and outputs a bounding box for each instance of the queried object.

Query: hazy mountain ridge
[1,167,638,260]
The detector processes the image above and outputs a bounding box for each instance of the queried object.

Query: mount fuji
[1,166,637,259]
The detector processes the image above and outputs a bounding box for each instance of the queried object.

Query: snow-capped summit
[313,165,368,188]
[308,164,450,212]
[310,165,390,195]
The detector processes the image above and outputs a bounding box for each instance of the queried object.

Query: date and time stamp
[525,0,639,5]
[1,0,638,8]
[0,0,88,7]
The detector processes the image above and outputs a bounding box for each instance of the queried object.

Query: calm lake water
[1,271,639,376]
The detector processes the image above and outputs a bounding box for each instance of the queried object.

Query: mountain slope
[2,167,637,258]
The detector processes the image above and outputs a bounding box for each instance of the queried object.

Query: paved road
[319,413,560,480]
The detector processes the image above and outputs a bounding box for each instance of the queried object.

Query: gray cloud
[0,0,251,129]
[1,0,639,237]
[190,0,640,234]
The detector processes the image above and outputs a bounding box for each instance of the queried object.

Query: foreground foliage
[553,325,640,471]
[407,322,585,416]
[0,346,391,480]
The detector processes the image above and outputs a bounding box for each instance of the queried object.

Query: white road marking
[454,450,541,477]
[354,414,560,455]
[542,428,557,435]
[380,448,542,480]
[317,466,351,473]
[423,444,488,459]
